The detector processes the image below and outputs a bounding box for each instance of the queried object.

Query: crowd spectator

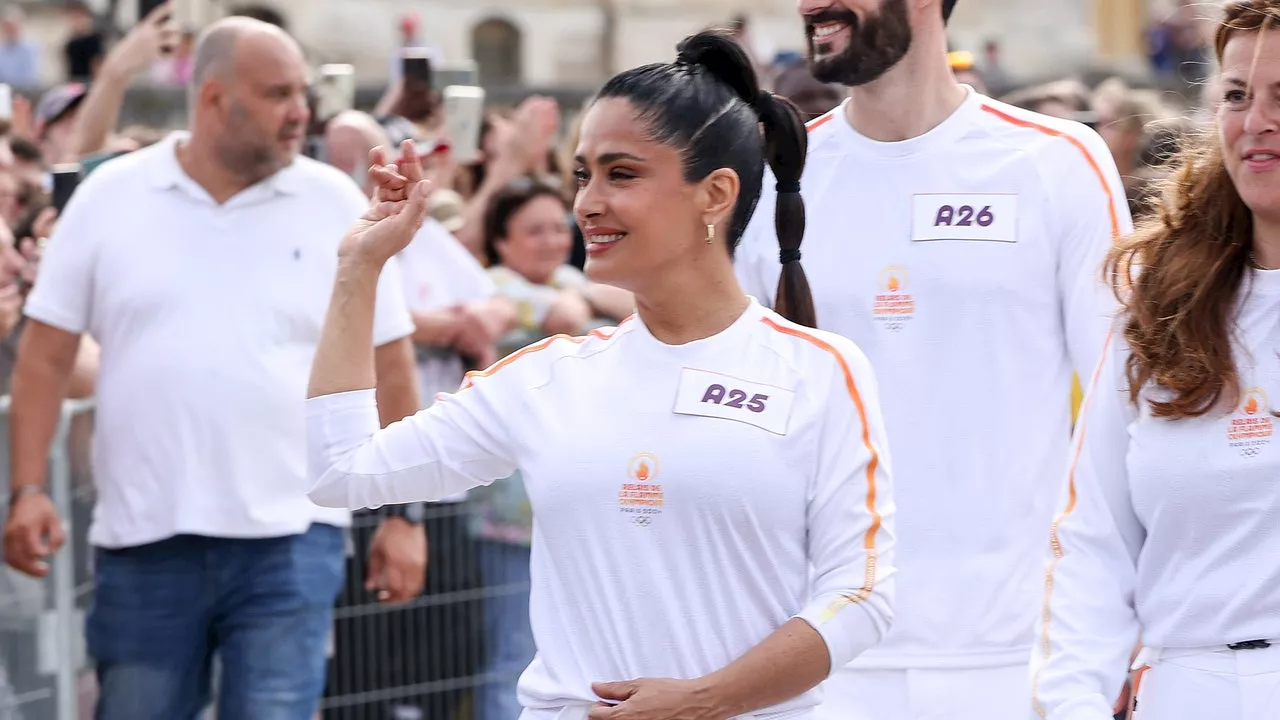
[2,16,424,719]
[1091,77,1184,217]
[69,1,178,162]
[772,60,843,119]
[0,1,1222,717]
[1001,77,1096,123]
[979,39,1014,97]
[0,5,40,89]
[33,82,86,165]
[1147,0,1213,100]
[483,178,632,338]
[60,1,104,83]
[948,50,987,94]
[151,29,196,86]
[387,12,445,84]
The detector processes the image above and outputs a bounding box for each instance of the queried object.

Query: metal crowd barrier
[0,388,535,720]
[0,397,96,720]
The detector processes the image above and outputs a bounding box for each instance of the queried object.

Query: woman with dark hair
[483,178,633,338]
[1032,3,1280,718]
[305,30,896,720]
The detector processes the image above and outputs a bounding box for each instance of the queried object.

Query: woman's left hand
[588,678,726,720]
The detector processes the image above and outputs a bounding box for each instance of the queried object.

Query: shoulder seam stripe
[760,316,883,611]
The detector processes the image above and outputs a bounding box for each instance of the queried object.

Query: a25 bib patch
[672,368,796,435]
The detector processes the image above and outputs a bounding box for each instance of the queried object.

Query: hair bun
[673,30,758,108]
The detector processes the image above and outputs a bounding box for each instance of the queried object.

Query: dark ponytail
[596,30,817,327]
[757,94,813,327]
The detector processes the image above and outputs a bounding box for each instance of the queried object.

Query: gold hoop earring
[706,224,715,244]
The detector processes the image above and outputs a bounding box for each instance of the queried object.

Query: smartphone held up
[315,64,356,122]
[50,164,83,215]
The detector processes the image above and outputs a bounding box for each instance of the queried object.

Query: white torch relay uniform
[735,88,1131,719]
[1032,267,1280,720]
[307,298,896,719]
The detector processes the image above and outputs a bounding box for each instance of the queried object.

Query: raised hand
[106,1,182,80]
[338,140,432,266]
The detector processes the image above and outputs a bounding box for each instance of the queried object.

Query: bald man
[2,18,424,720]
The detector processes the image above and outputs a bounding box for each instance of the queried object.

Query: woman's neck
[633,260,749,346]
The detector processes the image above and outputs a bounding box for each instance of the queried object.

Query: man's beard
[807,0,913,87]
[218,101,299,183]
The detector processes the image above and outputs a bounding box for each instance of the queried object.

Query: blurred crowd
[0,1,1220,719]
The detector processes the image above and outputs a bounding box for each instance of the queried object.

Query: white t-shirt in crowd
[307,298,895,718]
[25,132,414,549]
[397,217,495,400]
[395,217,495,503]
[1031,268,1280,720]
[736,88,1132,670]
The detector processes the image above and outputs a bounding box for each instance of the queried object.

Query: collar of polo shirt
[147,131,305,199]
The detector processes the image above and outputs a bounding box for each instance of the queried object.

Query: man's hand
[462,297,517,344]
[452,305,499,368]
[544,290,592,337]
[588,678,725,720]
[17,207,58,291]
[365,516,426,604]
[2,491,66,577]
[493,96,560,176]
[0,221,28,293]
[0,284,23,337]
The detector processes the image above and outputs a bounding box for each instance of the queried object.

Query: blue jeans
[86,524,346,720]
[477,540,535,720]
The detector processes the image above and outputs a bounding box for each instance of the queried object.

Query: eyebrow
[573,152,646,165]
[1223,77,1280,90]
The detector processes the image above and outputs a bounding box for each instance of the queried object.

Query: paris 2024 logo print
[872,265,915,332]
[618,453,664,527]
[1227,387,1273,458]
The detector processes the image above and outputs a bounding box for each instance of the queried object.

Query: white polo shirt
[396,217,495,402]
[25,132,414,549]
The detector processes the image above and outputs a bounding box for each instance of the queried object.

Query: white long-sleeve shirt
[308,299,895,717]
[1032,267,1280,720]
[735,88,1131,669]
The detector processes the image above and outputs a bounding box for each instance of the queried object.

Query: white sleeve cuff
[795,599,883,672]
[22,302,88,335]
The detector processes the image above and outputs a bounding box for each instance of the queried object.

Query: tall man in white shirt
[0,18,425,720]
[736,1,1132,718]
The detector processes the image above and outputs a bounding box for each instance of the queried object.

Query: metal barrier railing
[0,391,533,720]
[0,397,96,720]
[0,319,591,718]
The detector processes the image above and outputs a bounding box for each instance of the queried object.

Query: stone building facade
[17,0,1161,91]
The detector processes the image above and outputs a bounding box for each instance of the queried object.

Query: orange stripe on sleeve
[760,316,883,608]
[458,320,629,391]
[1030,327,1116,718]
[806,111,835,133]
[979,104,1122,243]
